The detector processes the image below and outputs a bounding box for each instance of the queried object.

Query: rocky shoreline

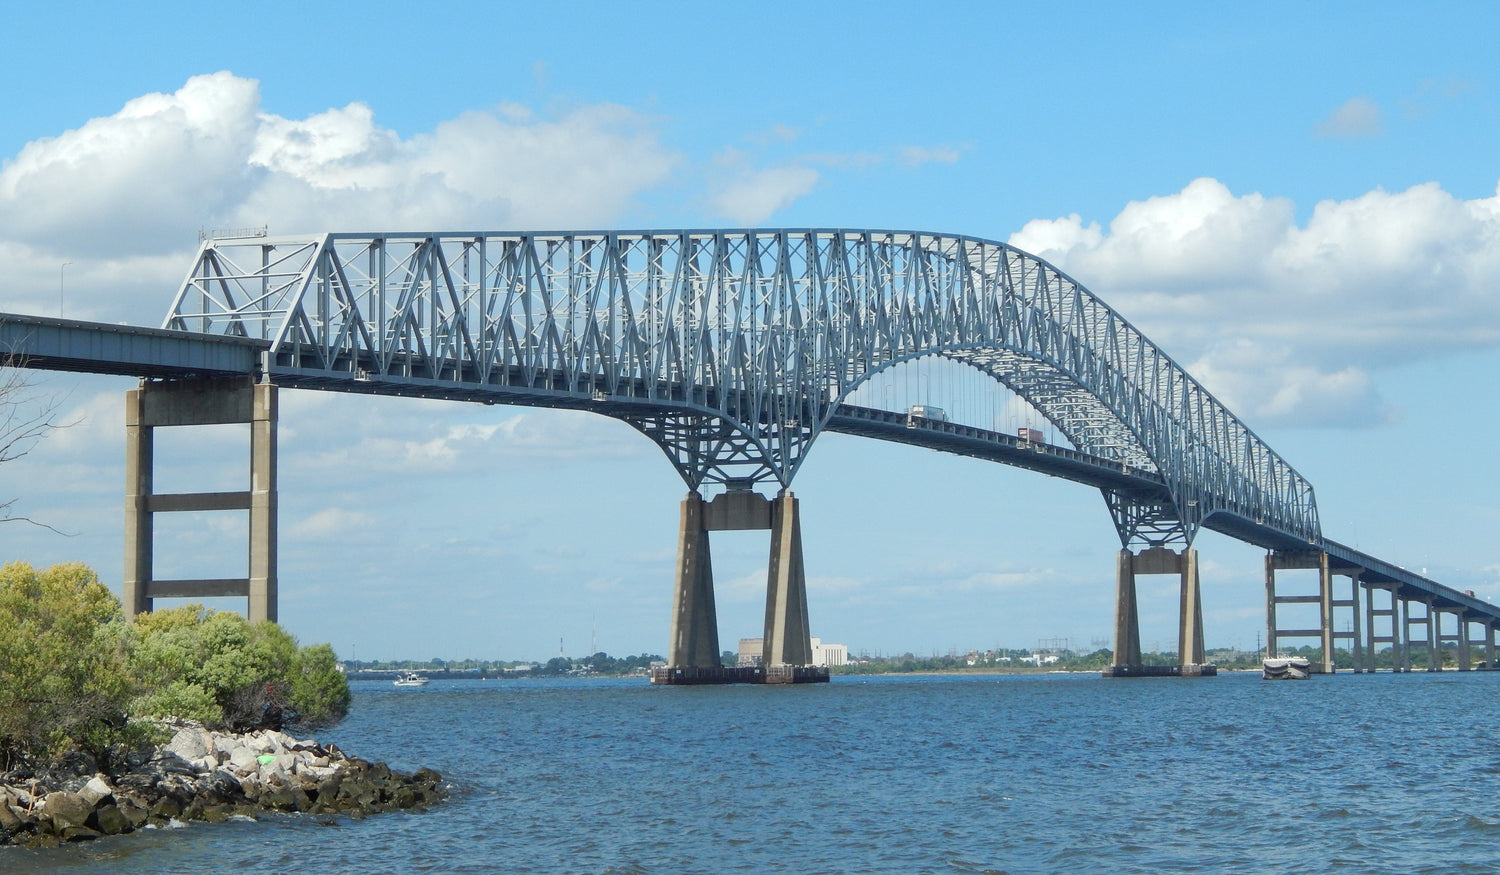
[0,724,446,848]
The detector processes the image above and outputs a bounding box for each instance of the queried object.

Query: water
[7,671,1500,873]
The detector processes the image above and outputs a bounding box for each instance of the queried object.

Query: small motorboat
[1262,654,1311,680]
[393,671,430,687]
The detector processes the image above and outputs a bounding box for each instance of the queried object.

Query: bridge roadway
[2,311,1494,674]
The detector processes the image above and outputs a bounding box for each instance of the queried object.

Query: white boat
[393,671,430,687]
[1262,654,1311,680]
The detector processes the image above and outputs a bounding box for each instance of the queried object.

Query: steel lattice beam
[165,229,1321,548]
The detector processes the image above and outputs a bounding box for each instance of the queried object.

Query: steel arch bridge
[167,229,1318,551]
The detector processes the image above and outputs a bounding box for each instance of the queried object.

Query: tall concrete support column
[1344,574,1364,673]
[123,390,153,617]
[1421,600,1438,671]
[121,377,277,622]
[1399,598,1414,672]
[1487,625,1496,670]
[1263,553,1277,658]
[763,489,811,668]
[1112,550,1142,670]
[1318,552,1334,674]
[249,383,278,623]
[1177,548,1205,669]
[668,493,721,668]
[1457,616,1474,671]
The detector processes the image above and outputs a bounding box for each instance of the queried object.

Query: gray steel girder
[164,229,1321,546]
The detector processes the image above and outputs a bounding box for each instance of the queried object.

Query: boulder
[117,799,149,829]
[153,750,197,776]
[78,776,114,807]
[93,804,131,836]
[227,745,261,774]
[166,727,215,762]
[0,802,26,836]
[39,791,93,834]
[148,796,182,821]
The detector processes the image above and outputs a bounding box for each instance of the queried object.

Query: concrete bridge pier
[1404,598,1437,671]
[1265,551,1334,673]
[664,488,817,681]
[124,377,277,622]
[1363,583,1403,672]
[668,492,721,668]
[1337,571,1364,672]
[1105,546,1207,677]
[763,490,811,668]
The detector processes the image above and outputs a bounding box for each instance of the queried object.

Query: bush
[128,605,350,731]
[0,562,136,768]
[0,561,351,766]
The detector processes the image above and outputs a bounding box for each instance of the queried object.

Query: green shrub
[0,561,352,766]
[0,562,135,767]
[128,603,350,730]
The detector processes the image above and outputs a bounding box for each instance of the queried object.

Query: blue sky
[2,1,1498,662]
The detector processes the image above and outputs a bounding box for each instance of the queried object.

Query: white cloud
[0,73,681,324]
[897,145,962,166]
[282,394,648,478]
[1010,177,1500,426]
[293,507,377,541]
[708,149,819,224]
[1315,96,1383,138]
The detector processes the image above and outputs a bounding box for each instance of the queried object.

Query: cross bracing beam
[165,229,1321,547]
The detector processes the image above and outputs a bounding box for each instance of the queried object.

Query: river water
[6,671,1500,873]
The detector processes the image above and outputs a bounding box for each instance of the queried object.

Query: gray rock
[39,791,93,833]
[93,804,130,835]
[0,803,25,836]
[229,746,260,774]
[166,727,214,761]
[78,776,113,807]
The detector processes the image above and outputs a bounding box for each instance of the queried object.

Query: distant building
[737,638,764,667]
[738,636,847,667]
[812,638,848,667]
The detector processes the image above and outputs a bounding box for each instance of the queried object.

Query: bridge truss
[166,229,1320,549]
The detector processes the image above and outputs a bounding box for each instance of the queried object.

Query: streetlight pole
[60,262,72,317]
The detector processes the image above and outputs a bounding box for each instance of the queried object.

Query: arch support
[663,488,817,680]
[1104,546,1211,677]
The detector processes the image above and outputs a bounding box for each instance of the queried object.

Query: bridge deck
[0,314,266,379]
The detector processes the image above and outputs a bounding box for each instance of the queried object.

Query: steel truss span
[167,229,1319,549]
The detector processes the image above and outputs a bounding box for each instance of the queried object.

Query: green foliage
[129,605,349,730]
[0,561,352,766]
[0,562,136,767]
[289,643,352,727]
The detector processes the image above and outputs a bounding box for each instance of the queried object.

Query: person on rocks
[261,685,284,731]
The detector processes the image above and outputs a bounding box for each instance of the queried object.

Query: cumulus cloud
[0,72,680,323]
[1010,177,1500,426]
[285,394,648,478]
[707,149,820,224]
[1315,96,1383,138]
[294,507,378,541]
